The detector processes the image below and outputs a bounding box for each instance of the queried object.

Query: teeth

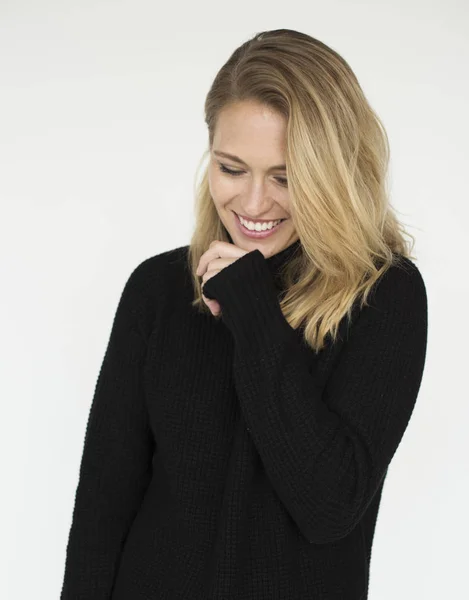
[238,215,282,231]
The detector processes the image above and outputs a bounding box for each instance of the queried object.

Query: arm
[202,250,428,545]
[61,259,156,598]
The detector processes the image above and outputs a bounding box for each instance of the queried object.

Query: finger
[202,294,221,314]
[197,242,245,276]
[196,241,222,276]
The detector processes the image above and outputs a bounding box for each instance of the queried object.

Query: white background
[1,1,467,598]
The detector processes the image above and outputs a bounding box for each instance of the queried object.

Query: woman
[61,29,428,599]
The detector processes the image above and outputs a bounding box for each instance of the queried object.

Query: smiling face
[208,100,298,258]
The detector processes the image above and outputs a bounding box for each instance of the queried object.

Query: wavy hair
[188,28,417,353]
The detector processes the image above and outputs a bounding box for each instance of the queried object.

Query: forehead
[213,102,287,168]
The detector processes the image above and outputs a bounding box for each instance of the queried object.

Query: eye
[219,164,243,177]
[218,163,288,187]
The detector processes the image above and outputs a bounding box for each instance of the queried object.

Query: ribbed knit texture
[60,240,428,599]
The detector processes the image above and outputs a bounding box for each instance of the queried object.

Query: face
[208,100,298,258]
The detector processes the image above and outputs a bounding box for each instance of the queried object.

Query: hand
[196,240,249,316]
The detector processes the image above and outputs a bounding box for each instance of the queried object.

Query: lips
[233,210,287,239]
[235,211,287,223]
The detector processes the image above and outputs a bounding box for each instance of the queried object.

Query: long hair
[188,28,417,353]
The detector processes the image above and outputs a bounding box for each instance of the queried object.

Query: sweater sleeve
[201,250,428,545]
[60,260,156,599]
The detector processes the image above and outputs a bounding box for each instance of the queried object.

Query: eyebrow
[213,150,286,172]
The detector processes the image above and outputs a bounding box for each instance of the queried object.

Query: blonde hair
[188,28,417,353]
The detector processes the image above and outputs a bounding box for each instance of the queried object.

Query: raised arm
[202,250,428,544]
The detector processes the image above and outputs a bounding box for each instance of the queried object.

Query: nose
[240,180,273,217]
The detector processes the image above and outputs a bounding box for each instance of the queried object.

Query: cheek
[208,166,220,198]
[208,172,235,205]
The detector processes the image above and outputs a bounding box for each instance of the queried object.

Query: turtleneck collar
[224,229,302,291]
[265,238,302,290]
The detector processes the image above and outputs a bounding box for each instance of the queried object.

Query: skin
[197,99,299,316]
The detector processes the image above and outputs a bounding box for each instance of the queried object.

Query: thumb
[202,294,222,316]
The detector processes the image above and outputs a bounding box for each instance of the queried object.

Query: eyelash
[218,163,288,187]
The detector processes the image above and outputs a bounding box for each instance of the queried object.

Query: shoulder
[125,244,189,295]
[339,255,428,355]
[118,245,189,333]
[371,254,427,308]
[355,254,428,332]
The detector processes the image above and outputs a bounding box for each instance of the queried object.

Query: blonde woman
[61,29,428,600]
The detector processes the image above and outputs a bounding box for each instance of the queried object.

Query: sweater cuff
[202,249,296,352]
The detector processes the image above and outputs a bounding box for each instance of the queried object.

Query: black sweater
[60,240,428,599]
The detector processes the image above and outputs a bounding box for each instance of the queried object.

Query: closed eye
[218,163,288,187]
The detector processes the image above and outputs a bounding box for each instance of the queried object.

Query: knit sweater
[60,239,428,600]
